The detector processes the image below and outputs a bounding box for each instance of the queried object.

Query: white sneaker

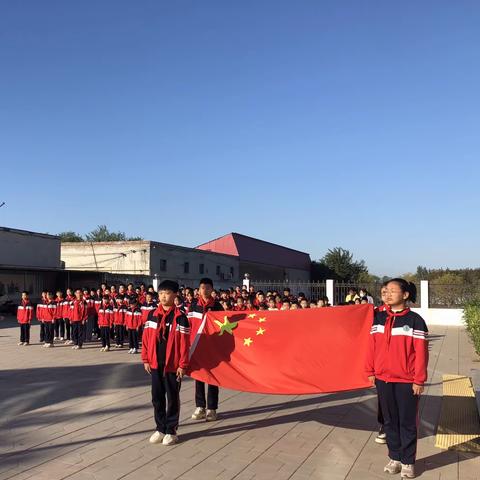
[162,434,178,446]
[18,342,23,346]
[54,337,59,341]
[401,464,415,479]
[384,459,402,474]
[23,342,29,346]
[191,407,206,420]
[206,409,217,422]
[105,346,110,352]
[48,343,54,348]
[149,431,165,444]
[100,347,105,352]
[128,348,133,354]
[134,348,139,354]
[60,337,64,341]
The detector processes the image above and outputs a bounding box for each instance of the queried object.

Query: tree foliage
[58,226,143,242]
[312,247,369,282]
[58,231,83,242]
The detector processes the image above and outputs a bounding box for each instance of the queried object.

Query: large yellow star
[214,316,239,336]
[256,327,266,336]
[258,317,267,323]
[243,337,253,347]
[247,313,257,319]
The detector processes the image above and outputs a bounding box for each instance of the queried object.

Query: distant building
[61,240,239,289]
[196,233,311,282]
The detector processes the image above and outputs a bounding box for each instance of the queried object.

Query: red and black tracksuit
[365,307,429,465]
[70,299,88,347]
[36,297,47,342]
[187,297,224,410]
[54,296,68,339]
[17,299,33,343]
[113,304,127,346]
[141,305,190,435]
[98,304,114,348]
[43,299,57,344]
[125,306,142,350]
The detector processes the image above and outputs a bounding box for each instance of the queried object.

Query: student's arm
[365,315,377,385]
[412,315,429,387]
[176,314,191,371]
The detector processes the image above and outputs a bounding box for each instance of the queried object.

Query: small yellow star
[258,317,267,323]
[243,337,253,347]
[247,313,257,318]
[256,327,266,335]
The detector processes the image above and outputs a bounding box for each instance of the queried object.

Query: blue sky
[1,1,479,276]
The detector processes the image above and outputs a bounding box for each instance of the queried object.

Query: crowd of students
[15,277,427,478]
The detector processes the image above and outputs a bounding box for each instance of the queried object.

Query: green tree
[58,231,84,242]
[85,225,143,242]
[319,247,368,282]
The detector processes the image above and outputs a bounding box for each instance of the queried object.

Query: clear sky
[1,1,479,276]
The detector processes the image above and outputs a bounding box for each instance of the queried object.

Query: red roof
[196,233,311,270]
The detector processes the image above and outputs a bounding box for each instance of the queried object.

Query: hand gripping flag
[188,304,373,395]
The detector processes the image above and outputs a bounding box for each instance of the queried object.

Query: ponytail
[387,278,417,304]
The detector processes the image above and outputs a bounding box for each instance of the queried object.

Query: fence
[429,283,480,308]
[253,281,326,302]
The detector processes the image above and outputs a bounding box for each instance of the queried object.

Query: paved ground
[0,317,479,480]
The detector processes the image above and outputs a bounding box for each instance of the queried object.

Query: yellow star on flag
[256,327,266,335]
[214,316,239,336]
[247,313,257,318]
[243,337,253,347]
[258,317,267,323]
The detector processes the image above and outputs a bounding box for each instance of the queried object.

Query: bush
[464,299,480,356]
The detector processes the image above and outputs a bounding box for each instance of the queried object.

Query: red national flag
[188,304,373,395]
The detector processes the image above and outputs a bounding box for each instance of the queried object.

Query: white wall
[412,308,464,327]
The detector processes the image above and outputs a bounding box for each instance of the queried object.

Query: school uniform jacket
[43,300,57,323]
[125,307,142,329]
[65,295,75,320]
[97,305,114,327]
[113,305,127,326]
[54,297,69,319]
[36,300,47,322]
[141,306,190,372]
[70,299,88,323]
[365,308,429,386]
[140,302,157,325]
[17,300,33,324]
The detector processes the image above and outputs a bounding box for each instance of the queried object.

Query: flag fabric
[188,304,373,395]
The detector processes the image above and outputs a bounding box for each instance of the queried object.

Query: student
[233,297,247,311]
[142,280,190,446]
[374,283,390,445]
[64,288,75,344]
[345,288,360,303]
[42,292,57,348]
[36,290,48,344]
[267,298,278,311]
[189,278,224,422]
[125,297,142,354]
[280,298,291,310]
[54,290,66,341]
[70,288,88,350]
[98,295,114,351]
[17,291,33,346]
[141,292,157,328]
[113,296,127,348]
[365,279,428,479]
[300,299,309,309]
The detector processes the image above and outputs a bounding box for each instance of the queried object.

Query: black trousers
[378,397,384,425]
[128,329,139,349]
[85,315,95,342]
[151,368,181,434]
[195,380,219,410]
[39,322,45,342]
[100,326,111,348]
[72,322,85,347]
[376,379,419,464]
[20,324,30,343]
[54,318,65,338]
[65,319,71,340]
[45,322,55,344]
[115,325,124,345]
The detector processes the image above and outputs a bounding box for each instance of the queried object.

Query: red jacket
[141,306,190,372]
[125,307,142,329]
[17,300,33,324]
[97,306,114,327]
[70,299,88,323]
[54,297,68,319]
[140,302,157,325]
[36,301,47,321]
[113,305,127,325]
[365,308,429,386]
[43,300,57,323]
[94,299,102,314]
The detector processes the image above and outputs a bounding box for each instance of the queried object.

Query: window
[199,263,205,274]
[184,262,190,274]
[216,265,221,276]
[160,259,167,272]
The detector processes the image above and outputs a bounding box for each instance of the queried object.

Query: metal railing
[253,281,327,301]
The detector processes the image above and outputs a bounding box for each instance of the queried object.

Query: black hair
[21,290,29,295]
[282,297,291,303]
[199,277,213,287]
[283,287,291,293]
[102,295,110,300]
[158,280,179,293]
[386,278,417,304]
[257,290,264,296]
[74,288,82,293]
